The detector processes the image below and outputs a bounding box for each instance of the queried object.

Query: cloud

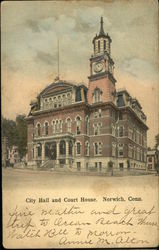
[25,19,41,32]
[35,50,57,66]
[2,53,20,72]
[118,57,158,82]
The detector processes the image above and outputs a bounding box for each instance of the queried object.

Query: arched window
[58,96,62,107]
[93,88,102,103]
[52,121,55,133]
[85,116,89,135]
[112,142,116,157]
[112,125,116,136]
[76,116,81,135]
[60,140,66,155]
[37,143,42,157]
[119,126,124,137]
[37,123,41,137]
[76,142,81,155]
[54,97,57,108]
[59,120,62,133]
[94,143,98,155]
[44,122,49,136]
[94,142,102,155]
[85,142,90,156]
[98,40,100,53]
[66,118,71,133]
[69,141,73,155]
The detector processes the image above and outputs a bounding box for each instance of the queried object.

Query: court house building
[26,17,148,172]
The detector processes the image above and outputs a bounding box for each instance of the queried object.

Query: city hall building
[26,17,148,172]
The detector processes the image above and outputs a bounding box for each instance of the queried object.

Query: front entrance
[77,162,81,171]
[45,142,56,160]
[119,163,124,171]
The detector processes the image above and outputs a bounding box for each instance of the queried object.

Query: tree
[1,117,17,147]
[2,115,27,160]
[15,115,27,159]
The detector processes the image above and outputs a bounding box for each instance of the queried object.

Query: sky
[1,0,159,147]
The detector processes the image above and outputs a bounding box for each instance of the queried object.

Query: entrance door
[77,162,81,171]
[45,142,56,160]
[119,163,124,171]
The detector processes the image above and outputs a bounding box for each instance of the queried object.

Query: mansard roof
[39,79,87,98]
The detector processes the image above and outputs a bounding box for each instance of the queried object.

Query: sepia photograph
[2,0,159,248]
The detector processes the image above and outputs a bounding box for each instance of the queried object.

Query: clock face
[94,62,104,73]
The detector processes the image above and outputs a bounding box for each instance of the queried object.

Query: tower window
[94,42,95,51]
[93,88,102,103]
[104,40,106,51]
[98,40,100,53]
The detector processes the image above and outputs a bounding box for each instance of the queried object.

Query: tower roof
[99,17,105,36]
[92,17,112,43]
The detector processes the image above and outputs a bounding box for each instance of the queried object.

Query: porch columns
[56,141,60,164]
[66,140,69,164]
[41,142,45,164]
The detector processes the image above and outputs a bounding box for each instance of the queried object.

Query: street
[2,167,157,192]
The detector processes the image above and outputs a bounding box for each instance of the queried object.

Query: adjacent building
[26,17,148,172]
[147,149,159,171]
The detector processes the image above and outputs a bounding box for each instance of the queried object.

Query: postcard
[2,0,159,248]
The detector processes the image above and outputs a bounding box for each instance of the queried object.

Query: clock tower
[87,17,116,105]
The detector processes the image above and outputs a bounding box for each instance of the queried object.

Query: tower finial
[99,16,105,36]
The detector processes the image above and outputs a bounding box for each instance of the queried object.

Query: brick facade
[25,18,148,172]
